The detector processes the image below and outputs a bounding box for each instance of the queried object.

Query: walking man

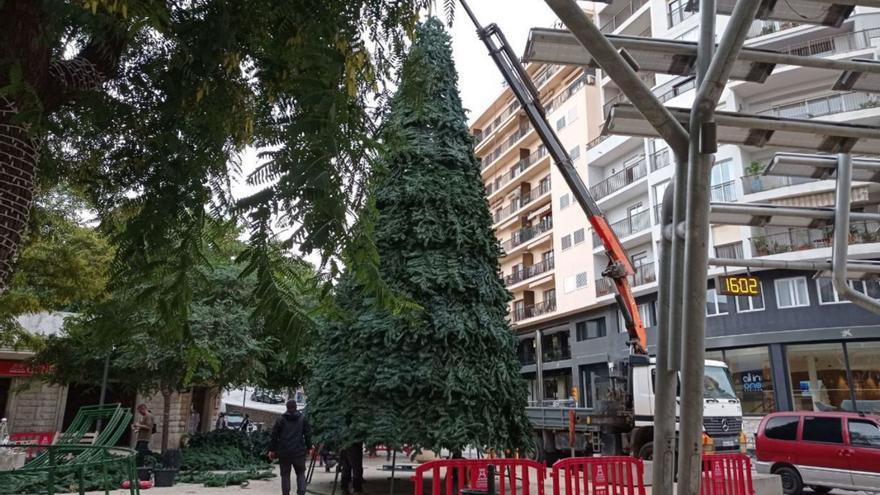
[269,400,311,495]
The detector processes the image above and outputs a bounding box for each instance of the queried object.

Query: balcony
[595,262,656,297]
[481,125,531,170]
[512,297,558,322]
[750,221,880,257]
[650,148,672,172]
[754,92,880,120]
[501,217,553,254]
[747,20,801,40]
[599,0,649,34]
[590,156,647,201]
[709,180,739,203]
[506,255,555,286]
[773,28,880,58]
[545,73,592,114]
[484,146,548,196]
[542,346,571,363]
[741,174,814,195]
[492,177,552,224]
[473,102,519,145]
[593,209,651,246]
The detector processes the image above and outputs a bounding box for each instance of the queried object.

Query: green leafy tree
[308,19,532,454]
[0,0,432,349]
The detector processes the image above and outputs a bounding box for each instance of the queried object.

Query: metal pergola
[539,1,880,494]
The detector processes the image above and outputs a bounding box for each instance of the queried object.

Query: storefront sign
[741,370,764,392]
[0,359,34,377]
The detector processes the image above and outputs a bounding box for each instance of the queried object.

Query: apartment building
[471,2,880,430]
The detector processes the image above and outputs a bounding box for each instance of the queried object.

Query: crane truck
[459,1,745,460]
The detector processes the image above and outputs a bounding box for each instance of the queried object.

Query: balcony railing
[650,148,671,172]
[474,103,519,145]
[494,176,553,225]
[594,209,652,246]
[518,352,536,366]
[533,64,561,89]
[741,174,813,195]
[750,221,880,256]
[546,73,591,114]
[747,20,801,40]
[542,346,571,362]
[774,28,880,58]
[484,146,548,196]
[590,157,647,201]
[512,298,558,322]
[710,180,739,202]
[595,262,656,297]
[505,255,555,286]
[715,242,744,260]
[754,92,879,120]
[599,0,649,33]
[501,217,554,253]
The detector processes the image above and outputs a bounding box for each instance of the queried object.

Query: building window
[775,277,810,308]
[706,288,729,316]
[560,193,571,210]
[735,283,765,313]
[715,242,743,260]
[566,106,578,124]
[573,228,585,245]
[569,145,581,161]
[564,272,588,293]
[561,234,572,251]
[556,115,567,130]
[575,318,607,341]
[639,302,656,327]
[817,278,880,304]
[667,0,694,28]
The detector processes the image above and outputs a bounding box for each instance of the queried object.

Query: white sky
[448,1,557,124]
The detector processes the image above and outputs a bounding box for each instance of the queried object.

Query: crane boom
[460,0,647,354]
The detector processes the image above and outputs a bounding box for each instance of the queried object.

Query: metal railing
[533,64,562,89]
[754,92,880,120]
[484,146,548,196]
[542,345,571,362]
[594,210,652,248]
[747,20,801,40]
[589,156,647,200]
[512,297,558,322]
[709,180,739,202]
[667,2,695,28]
[599,0,649,33]
[750,221,880,256]
[493,177,552,224]
[545,73,591,114]
[595,262,656,297]
[741,174,813,195]
[505,255,555,285]
[650,148,671,172]
[501,217,553,253]
[774,28,880,58]
[714,242,744,260]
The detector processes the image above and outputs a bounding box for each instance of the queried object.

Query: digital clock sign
[717,275,761,297]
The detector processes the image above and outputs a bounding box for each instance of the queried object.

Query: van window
[765,416,799,441]
[849,420,880,448]
[803,417,843,444]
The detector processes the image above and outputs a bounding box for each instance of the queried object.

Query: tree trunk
[0,98,37,289]
[161,389,172,452]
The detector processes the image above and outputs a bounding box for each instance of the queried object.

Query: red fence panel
[412,458,546,495]
[701,454,754,495]
[551,457,646,495]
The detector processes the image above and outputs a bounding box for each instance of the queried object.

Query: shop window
[775,277,810,308]
[788,343,850,411]
[765,416,798,441]
[721,347,776,415]
[844,342,880,413]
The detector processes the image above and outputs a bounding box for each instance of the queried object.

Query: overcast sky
[448,1,557,123]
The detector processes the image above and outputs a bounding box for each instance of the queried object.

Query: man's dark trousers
[279,456,307,495]
[339,443,364,494]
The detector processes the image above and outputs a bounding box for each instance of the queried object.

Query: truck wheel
[528,434,545,463]
[774,466,803,495]
[637,442,653,461]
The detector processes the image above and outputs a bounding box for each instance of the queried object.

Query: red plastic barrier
[552,457,646,495]
[700,454,754,495]
[413,458,546,495]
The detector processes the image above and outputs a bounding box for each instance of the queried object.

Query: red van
[755,411,880,494]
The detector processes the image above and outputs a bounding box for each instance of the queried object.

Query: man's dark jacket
[270,411,311,459]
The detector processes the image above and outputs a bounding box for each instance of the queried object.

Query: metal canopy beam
[709,202,880,227]
[605,103,880,154]
[524,29,880,90]
[685,0,880,27]
[709,257,880,278]
[767,152,880,182]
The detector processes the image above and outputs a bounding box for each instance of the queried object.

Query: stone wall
[136,386,221,450]
[5,378,66,434]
